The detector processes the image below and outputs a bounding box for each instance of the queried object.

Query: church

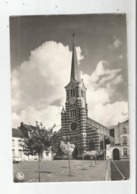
[12,34,129,161]
[54,34,115,158]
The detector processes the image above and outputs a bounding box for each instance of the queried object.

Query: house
[12,125,53,161]
[106,120,129,160]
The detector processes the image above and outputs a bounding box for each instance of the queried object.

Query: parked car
[13,156,22,163]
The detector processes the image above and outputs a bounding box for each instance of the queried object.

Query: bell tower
[61,33,88,156]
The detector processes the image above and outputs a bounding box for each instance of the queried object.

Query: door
[113,148,120,160]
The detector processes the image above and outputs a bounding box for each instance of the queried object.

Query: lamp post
[82,150,87,170]
[97,129,100,162]
[97,129,105,160]
[103,136,106,160]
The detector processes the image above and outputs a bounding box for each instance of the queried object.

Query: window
[89,139,95,150]
[18,139,22,147]
[12,139,15,147]
[123,136,127,144]
[71,89,73,97]
[70,109,76,118]
[110,128,115,137]
[123,148,127,156]
[12,149,15,156]
[123,127,127,133]
[73,89,75,96]
[18,149,22,157]
[70,88,75,97]
[70,122,77,131]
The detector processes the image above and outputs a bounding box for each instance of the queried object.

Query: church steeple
[70,32,80,82]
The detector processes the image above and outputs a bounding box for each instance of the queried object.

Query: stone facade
[106,120,129,160]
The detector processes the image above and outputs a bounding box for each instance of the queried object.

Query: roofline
[87,117,108,129]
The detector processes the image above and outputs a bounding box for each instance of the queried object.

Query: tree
[20,121,56,182]
[59,141,75,176]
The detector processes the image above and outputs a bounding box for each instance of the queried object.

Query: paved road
[13,160,110,182]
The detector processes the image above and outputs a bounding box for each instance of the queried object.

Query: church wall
[86,126,100,151]
[57,36,116,159]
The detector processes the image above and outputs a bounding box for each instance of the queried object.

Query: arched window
[71,110,73,117]
[70,109,76,118]
[89,139,95,150]
[123,127,127,133]
[72,88,75,96]
[71,89,73,97]
[70,88,75,97]
[75,109,76,116]
[73,110,74,117]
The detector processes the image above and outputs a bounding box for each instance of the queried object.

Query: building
[12,125,53,161]
[54,34,114,158]
[12,128,28,161]
[106,119,129,160]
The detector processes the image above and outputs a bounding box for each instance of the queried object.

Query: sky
[10,14,128,130]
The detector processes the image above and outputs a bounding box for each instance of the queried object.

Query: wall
[12,137,53,161]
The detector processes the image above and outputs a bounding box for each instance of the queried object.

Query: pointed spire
[70,32,80,82]
[61,106,65,114]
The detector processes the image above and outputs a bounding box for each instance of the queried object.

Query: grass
[13,160,109,182]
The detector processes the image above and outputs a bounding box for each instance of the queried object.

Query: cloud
[12,106,61,131]
[82,60,128,126]
[108,36,122,49]
[89,101,128,126]
[89,60,122,85]
[11,41,83,130]
[11,42,128,130]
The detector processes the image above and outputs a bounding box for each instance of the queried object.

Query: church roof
[87,117,108,131]
[70,33,80,82]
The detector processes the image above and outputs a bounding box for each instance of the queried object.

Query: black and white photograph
[10,14,130,183]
